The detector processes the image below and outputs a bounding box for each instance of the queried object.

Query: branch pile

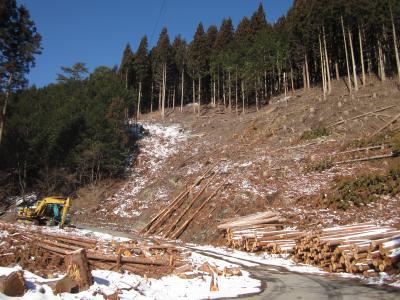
[218,211,304,254]
[291,223,400,276]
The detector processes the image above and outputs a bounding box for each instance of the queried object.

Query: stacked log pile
[292,223,400,276]
[218,211,304,254]
[141,162,225,239]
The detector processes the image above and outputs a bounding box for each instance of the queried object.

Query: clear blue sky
[18,0,293,87]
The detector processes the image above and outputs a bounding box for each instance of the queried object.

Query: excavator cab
[17,197,72,228]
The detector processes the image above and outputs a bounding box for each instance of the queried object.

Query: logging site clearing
[0,76,399,299]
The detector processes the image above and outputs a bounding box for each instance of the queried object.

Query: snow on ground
[189,244,400,288]
[104,122,189,218]
[0,250,261,300]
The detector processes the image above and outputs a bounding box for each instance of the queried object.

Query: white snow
[108,122,190,218]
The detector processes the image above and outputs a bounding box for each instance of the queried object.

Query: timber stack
[218,211,304,254]
[291,223,400,276]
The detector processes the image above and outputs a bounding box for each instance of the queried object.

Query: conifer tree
[188,22,207,115]
[0,0,41,145]
[134,36,150,118]
[119,44,134,89]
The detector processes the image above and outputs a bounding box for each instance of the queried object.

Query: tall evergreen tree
[134,36,150,117]
[188,23,207,115]
[119,44,134,89]
[0,0,41,145]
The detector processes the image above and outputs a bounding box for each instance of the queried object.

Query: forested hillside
[119,0,400,117]
[1,0,400,197]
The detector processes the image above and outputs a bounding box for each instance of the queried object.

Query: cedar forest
[1,0,400,196]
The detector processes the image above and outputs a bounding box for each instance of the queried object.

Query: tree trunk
[255,81,259,111]
[378,40,386,81]
[319,34,327,99]
[236,66,239,115]
[150,81,154,113]
[198,75,201,116]
[341,16,352,93]
[172,84,176,111]
[303,64,307,89]
[213,76,216,108]
[162,63,166,118]
[391,5,400,83]
[241,80,245,115]
[228,70,232,112]
[217,65,220,105]
[0,74,12,145]
[290,67,294,93]
[305,53,310,89]
[348,29,358,91]
[137,81,142,119]
[323,27,331,93]
[222,71,226,108]
[358,27,366,86]
[192,71,196,113]
[335,62,340,80]
[181,68,184,111]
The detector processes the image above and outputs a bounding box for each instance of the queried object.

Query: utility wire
[150,0,166,45]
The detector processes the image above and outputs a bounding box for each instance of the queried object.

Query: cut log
[327,105,395,128]
[65,249,93,292]
[0,270,26,297]
[44,275,79,294]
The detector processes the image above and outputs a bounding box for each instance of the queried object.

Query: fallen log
[369,112,400,138]
[170,181,225,239]
[327,105,396,128]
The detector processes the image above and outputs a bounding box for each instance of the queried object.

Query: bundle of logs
[291,223,400,276]
[219,211,400,276]
[218,211,304,254]
[141,162,225,239]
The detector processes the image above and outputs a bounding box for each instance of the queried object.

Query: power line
[150,0,166,45]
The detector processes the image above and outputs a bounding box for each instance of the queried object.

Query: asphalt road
[190,247,400,300]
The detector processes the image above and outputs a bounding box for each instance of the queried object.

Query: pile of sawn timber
[218,211,304,253]
[292,223,400,276]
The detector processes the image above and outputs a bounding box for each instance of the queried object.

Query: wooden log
[87,252,171,266]
[0,271,26,297]
[369,112,400,138]
[65,249,93,292]
[143,162,219,235]
[171,181,225,239]
[163,172,218,237]
[327,105,395,128]
[334,153,397,165]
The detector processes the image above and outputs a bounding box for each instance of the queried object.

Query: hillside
[71,77,400,244]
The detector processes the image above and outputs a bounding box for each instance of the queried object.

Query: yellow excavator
[17,197,72,228]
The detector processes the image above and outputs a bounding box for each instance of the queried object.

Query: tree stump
[65,248,93,291]
[0,270,26,296]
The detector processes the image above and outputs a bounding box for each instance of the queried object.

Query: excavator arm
[59,197,71,228]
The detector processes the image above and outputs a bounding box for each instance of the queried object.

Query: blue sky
[18,0,293,87]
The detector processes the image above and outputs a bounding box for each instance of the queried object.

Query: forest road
[187,247,400,300]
